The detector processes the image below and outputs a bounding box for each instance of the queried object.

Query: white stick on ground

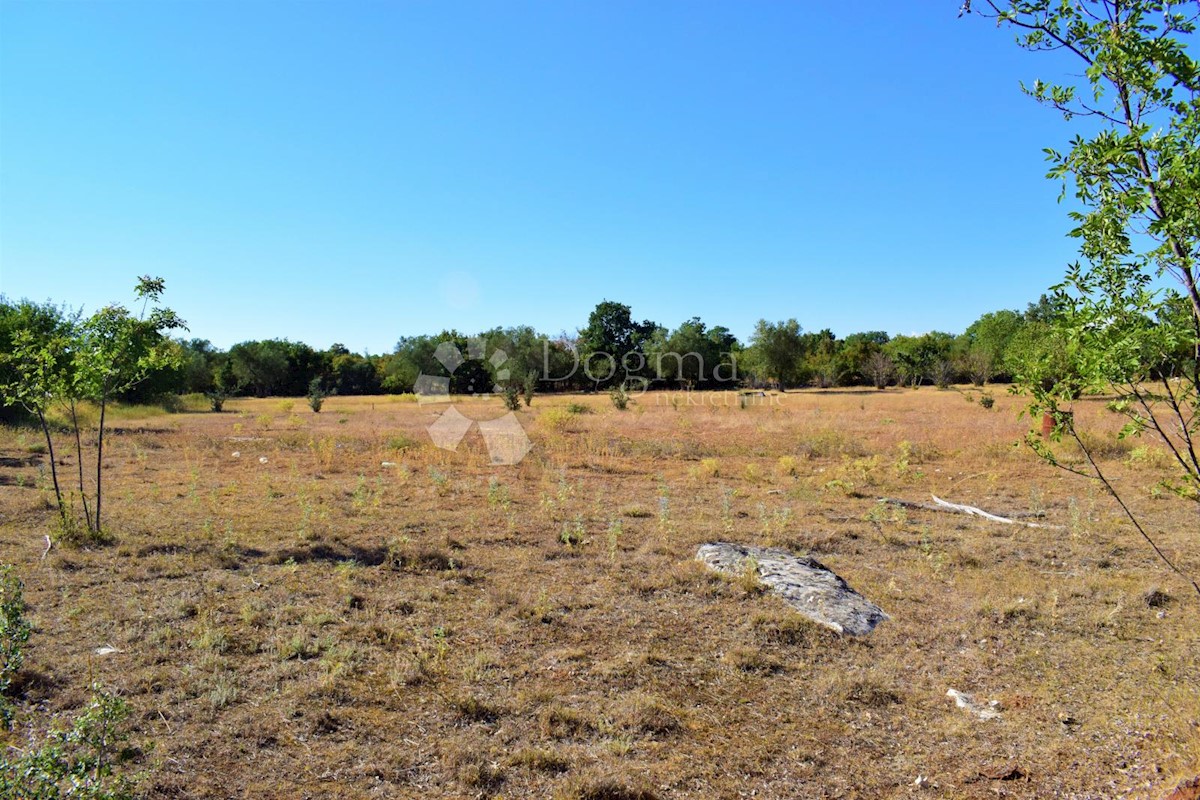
[879,496,1064,530]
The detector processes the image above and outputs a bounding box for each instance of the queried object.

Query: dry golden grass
[1,387,1198,798]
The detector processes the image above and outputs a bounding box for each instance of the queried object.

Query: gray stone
[696,542,889,636]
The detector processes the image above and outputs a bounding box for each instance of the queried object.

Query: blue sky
[2,1,1095,353]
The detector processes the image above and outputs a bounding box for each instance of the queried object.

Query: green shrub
[609,385,630,410]
[307,378,328,413]
[387,434,417,452]
[206,389,227,413]
[502,385,521,412]
[566,403,591,415]
[560,517,585,547]
[0,565,31,728]
[0,684,138,799]
[540,407,573,430]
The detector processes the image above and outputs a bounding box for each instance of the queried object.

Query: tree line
[1,291,1111,416]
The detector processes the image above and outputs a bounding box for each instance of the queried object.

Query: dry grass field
[1,387,1198,799]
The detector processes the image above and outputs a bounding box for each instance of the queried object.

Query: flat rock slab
[696,542,889,636]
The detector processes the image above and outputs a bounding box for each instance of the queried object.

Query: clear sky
[1,1,1100,353]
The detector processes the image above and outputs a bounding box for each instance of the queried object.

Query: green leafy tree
[177,339,219,395]
[1,279,184,538]
[69,278,186,535]
[960,309,1024,385]
[577,301,660,389]
[0,684,138,800]
[652,317,740,388]
[228,340,288,397]
[0,565,31,729]
[0,299,76,424]
[748,319,806,390]
[967,0,1200,597]
[842,331,890,385]
[801,328,845,388]
[328,351,380,395]
[883,335,925,388]
[0,317,74,521]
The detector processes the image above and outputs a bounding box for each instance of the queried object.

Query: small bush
[1128,444,1174,469]
[502,385,521,411]
[560,517,585,547]
[307,379,328,413]
[979,392,995,409]
[387,434,417,452]
[0,684,138,799]
[797,430,868,459]
[207,390,227,412]
[541,407,574,431]
[566,403,591,415]
[609,385,630,410]
[839,678,903,708]
[1075,430,1136,460]
[0,565,31,728]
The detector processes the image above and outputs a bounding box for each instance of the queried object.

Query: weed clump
[0,685,140,799]
[0,566,31,727]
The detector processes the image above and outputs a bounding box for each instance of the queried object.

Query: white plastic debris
[232,451,240,458]
[259,456,269,464]
[381,461,396,467]
[94,645,122,656]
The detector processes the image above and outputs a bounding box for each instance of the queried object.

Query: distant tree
[480,325,552,394]
[802,328,844,388]
[381,336,436,393]
[178,339,220,395]
[208,358,237,411]
[229,341,289,397]
[329,351,379,395]
[1005,318,1083,397]
[576,301,660,389]
[929,357,956,390]
[748,319,806,390]
[959,309,1024,385]
[651,317,739,388]
[883,336,924,388]
[865,351,894,390]
[842,331,890,385]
